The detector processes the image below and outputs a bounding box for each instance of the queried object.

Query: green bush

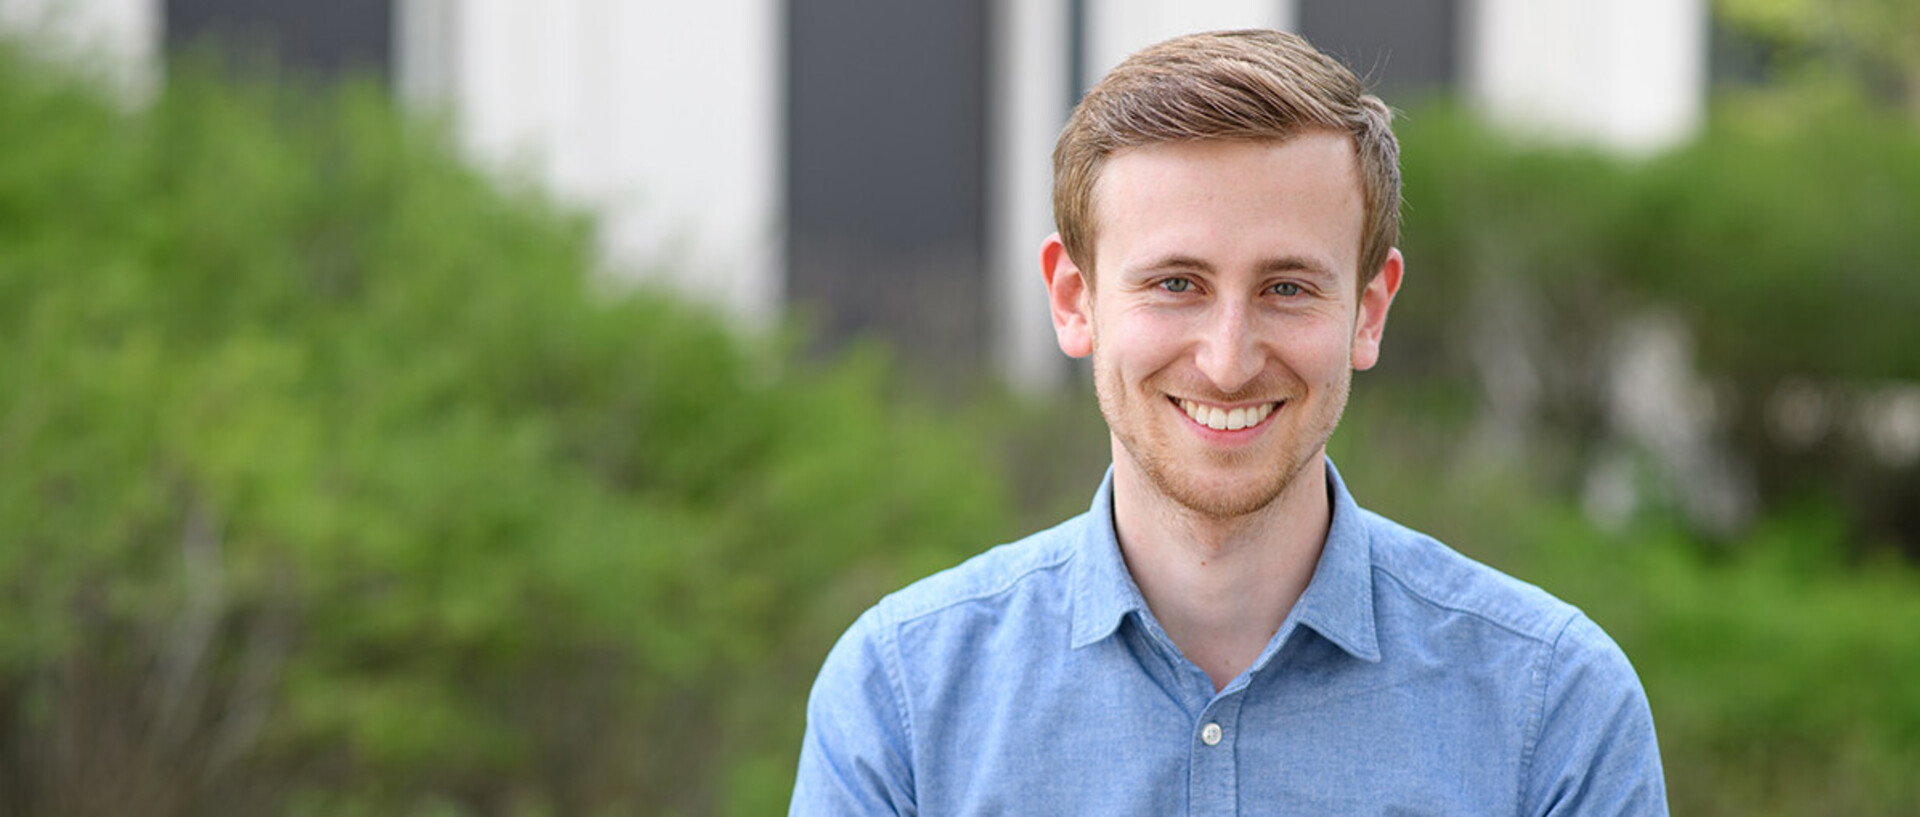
[1395,94,1920,384]
[1392,99,1920,550]
[0,43,1010,815]
[1628,94,1920,384]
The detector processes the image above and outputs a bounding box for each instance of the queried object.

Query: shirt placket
[1188,691,1245,815]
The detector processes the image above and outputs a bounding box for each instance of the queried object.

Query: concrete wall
[0,0,158,100]
[1468,0,1708,154]
[397,0,784,324]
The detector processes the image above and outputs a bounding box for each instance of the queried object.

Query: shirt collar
[1067,459,1382,663]
[1069,469,1149,649]
[1286,459,1382,663]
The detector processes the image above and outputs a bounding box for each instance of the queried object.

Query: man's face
[1043,134,1401,520]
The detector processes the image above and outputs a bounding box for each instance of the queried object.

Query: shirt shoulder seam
[883,543,1078,628]
[1368,552,1577,646]
[1517,610,1582,808]
[873,607,919,803]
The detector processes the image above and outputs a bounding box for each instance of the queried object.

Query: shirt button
[1200,722,1223,746]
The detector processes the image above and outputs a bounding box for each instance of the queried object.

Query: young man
[791,29,1666,815]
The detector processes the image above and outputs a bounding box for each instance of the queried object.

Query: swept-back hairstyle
[1052,29,1400,285]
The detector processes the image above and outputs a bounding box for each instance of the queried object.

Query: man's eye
[1160,278,1193,293]
[1269,282,1302,297]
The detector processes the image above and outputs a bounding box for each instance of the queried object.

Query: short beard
[1098,369,1348,522]
[1150,438,1310,519]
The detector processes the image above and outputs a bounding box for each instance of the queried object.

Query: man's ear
[1352,247,1403,371]
[1041,233,1094,359]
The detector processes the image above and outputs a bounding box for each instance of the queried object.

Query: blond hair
[1052,29,1400,285]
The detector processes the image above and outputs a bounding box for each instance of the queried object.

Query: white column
[399,0,784,325]
[395,0,455,107]
[0,0,160,102]
[1467,0,1707,154]
[990,0,1073,392]
[1084,0,1295,82]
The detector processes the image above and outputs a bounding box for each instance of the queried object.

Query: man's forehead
[1091,136,1365,253]
[1095,134,1358,207]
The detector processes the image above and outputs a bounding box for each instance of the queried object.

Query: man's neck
[1111,453,1332,693]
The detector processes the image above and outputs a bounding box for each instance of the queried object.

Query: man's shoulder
[1358,507,1588,648]
[1353,508,1666,812]
[866,512,1085,630]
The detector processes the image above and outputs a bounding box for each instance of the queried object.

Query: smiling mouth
[1175,398,1279,431]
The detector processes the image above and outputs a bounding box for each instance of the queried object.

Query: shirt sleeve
[790,607,918,816]
[1523,612,1669,816]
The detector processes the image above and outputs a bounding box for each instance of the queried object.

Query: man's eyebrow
[1130,253,1337,278]
[1260,256,1337,278]
[1131,253,1214,274]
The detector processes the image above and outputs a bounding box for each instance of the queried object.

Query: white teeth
[1179,399,1275,431]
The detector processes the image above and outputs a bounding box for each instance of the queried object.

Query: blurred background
[2,0,1917,814]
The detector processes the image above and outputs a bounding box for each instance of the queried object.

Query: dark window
[786,0,991,373]
[164,0,393,80]
[1297,0,1459,101]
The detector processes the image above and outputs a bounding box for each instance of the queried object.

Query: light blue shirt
[791,462,1667,815]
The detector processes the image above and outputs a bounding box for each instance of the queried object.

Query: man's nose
[1194,300,1263,393]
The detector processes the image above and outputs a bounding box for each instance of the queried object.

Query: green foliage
[1630,95,1920,382]
[1397,96,1920,383]
[0,42,1009,815]
[1392,99,1920,547]
[1714,0,1920,115]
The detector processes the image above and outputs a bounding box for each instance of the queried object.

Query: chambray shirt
[791,462,1667,815]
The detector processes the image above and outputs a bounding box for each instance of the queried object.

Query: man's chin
[1149,468,1290,521]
